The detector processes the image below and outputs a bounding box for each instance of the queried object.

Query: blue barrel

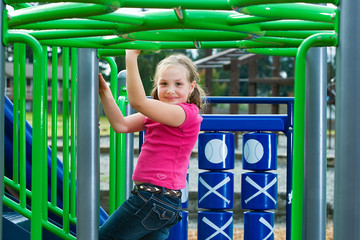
[241,172,278,210]
[198,211,233,240]
[181,173,189,209]
[242,132,277,171]
[167,211,188,240]
[198,171,234,209]
[198,132,235,170]
[244,211,274,240]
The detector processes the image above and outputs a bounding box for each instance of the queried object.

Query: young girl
[98,49,206,240]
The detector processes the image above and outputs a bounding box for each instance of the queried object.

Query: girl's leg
[99,190,182,240]
[99,192,150,240]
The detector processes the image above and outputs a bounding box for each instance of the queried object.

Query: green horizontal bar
[239,3,336,23]
[229,0,338,8]
[118,0,232,10]
[42,220,76,240]
[4,177,77,225]
[98,49,125,56]
[102,10,264,37]
[120,29,252,42]
[3,196,76,240]
[245,47,297,56]
[227,14,272,26]
[13,19,119,30]
[87,11,145,25]
[39,36,107,48]
[264,30,334,39]
[261,20,334,30]
[10,29,116,40]
[237,36,303,48]
[5,0,122,8]
[8,2,113,27]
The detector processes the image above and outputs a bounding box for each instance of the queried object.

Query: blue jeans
[99,188,182,240]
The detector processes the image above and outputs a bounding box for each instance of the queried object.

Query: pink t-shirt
[132,103,202,190]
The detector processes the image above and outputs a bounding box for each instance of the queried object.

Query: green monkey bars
[1,1,339,240]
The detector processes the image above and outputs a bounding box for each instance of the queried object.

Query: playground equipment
[4,0,360,239]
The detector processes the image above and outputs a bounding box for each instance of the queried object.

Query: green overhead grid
[1,0,339,239]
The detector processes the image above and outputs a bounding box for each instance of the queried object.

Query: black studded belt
[132,184,182,198]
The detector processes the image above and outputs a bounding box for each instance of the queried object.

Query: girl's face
[157,66,195,105]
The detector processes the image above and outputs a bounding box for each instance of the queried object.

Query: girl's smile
[157,66,195,105]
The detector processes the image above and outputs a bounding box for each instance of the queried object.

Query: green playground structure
[0,0,358,239]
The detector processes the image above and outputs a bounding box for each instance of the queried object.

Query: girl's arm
[125,50,187,127]
[99,73,145,133]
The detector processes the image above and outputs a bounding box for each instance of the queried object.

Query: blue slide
[3,95,109,230]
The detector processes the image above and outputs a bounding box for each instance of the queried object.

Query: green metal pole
[292,32,336,240]
[42,45,48,221]
[70,47,77,218]
[51,46,58,208]
[99,56,118,215]
[116,96,127,207]
[62,46,70,234]
[12,43,19,185]
[5,31,45,240]
[19,43,26,208]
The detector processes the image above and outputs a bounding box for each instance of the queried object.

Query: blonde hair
[150,53,206,110]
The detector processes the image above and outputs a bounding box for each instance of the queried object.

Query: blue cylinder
[198,132,235,170]
[167,211,188,240]
[244,211,274,240]
[181,173,189,209]
[198,211,233,240]
[198,172,234,209]
[242,132,277,171]
[241,172,278,210]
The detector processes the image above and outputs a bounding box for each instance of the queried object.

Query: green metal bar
[13,19,119,31]
[228,0,338,8]
[260,20,334,31]
[62,47,70,234]
[3,195,76,240]
[292,32,336,240]
[19,43,26,208]
[116,96,127,207]
[8,2,113,28]
[244,47,297,56]
[5,31,45,240]
[12,43,19,185]
[114,29,253,42]
[51,46,58,208]
[70,47,77,218]
[227,14,272,26]
[11,29,116,40]
[4,176,77,225]
[87,11,145,25]
[264,30,333,39]
[118,0,233,10]
[42,45,48,221]
[5,0,122,8]
[99,56,118,214]
[238,3,336,23]
[97,49,125,56]
[237,36,303,49]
